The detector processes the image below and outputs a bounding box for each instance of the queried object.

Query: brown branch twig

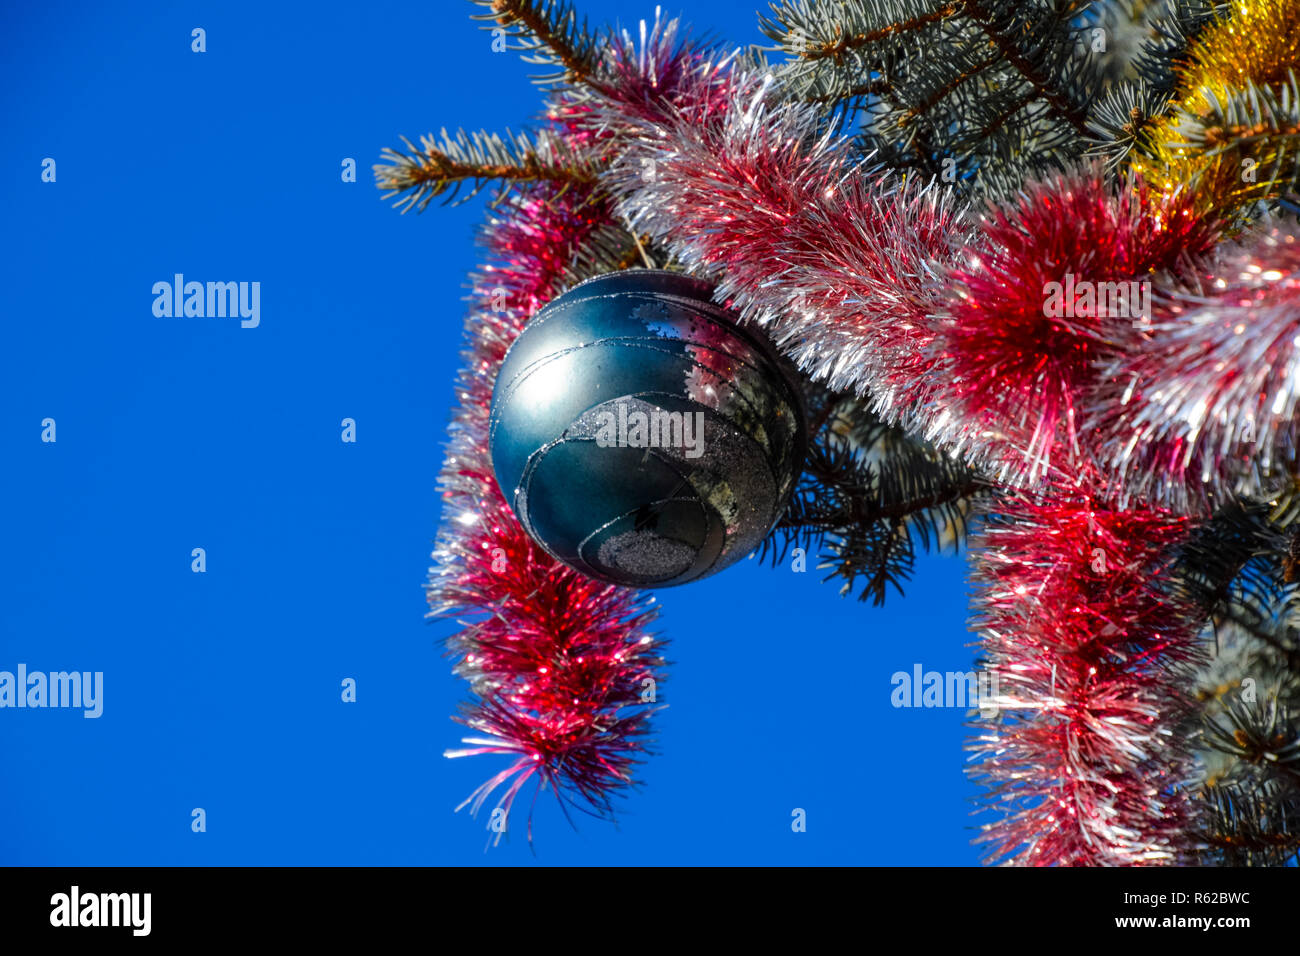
[375,143,598,212]
[777,475,985,531]
[961,0,1091,137]
[801,3,960,63]
[487,0,599,83]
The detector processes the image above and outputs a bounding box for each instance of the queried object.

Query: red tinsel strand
[940,172,1218,486]
[431,142,663,843]
[948,174,1218,859]
[1090,219,1300,513]
[966,470,1205,865]
[949,169,1218,860]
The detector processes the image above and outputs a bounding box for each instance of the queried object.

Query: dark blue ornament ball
[489,269,807,588]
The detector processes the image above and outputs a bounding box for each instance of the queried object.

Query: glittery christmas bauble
[489,269,806,588]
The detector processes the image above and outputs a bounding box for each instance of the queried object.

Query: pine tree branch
[1132,0,1225,96]
[764,0,1099,192]
[1203,696,1300,778]
[1212,609,1300,675]
[1087,88,1173,169]
[806,77,892,104]
[959,0,1090,138]
[1085,0,1221,168]
[776,472,984,530]
[1175,498,1278,620]
[897,50,999,125]
[869,82,946,178]
[1203,829,1300,855]
[760,388,984,605]
[974,86,1041,143]
[797,3,960,63]
[375,128,597,212]
[473,0,602,84]
[1198,780,1300,864]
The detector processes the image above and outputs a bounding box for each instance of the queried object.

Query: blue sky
[0,0,983,865]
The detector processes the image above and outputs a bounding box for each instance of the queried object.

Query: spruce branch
[1204,695,1300,780]
[792,3,960,63]
[897,50,999,125]
[1214,611,1300,675]
[805,77,892,104]
[1177,479,1300,862]
[1085,1,1224,170]
[760,387,985,605]
[777,450,982,533]
[471,0,603,85]
[959,0,1090,138]
[1197,783,1300,865]
[760,0,960,122]
[1160,76,1300,218]
[1130,0,1226,96]
[375,127,598,212]
[1175,497,1279,622]
[1087,85,1173,169]
[761,0,1102,193]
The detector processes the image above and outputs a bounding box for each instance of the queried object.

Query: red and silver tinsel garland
[966,473,1203,865]
[1091,222,1300,513]
[573,32,1300,864]
[429,118,666,842]
[430,25,747,840]
[431,17,1300,861]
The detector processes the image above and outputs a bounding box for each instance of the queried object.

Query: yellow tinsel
[1178,0,1300,111]
[1130,0,1300,222]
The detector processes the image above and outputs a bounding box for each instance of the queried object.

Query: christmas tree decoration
[1128,0,1300,222]
[418,117,672,840]
[966,470,1203,866]
[1177,0,1300,101]
[489,268,807,588]
[381,0,1300,864]
[594,63,971,449]
[1091,219,1300,512]
[585,56,1225,861]
[938,170,1218,486]
[592,56,1222,489]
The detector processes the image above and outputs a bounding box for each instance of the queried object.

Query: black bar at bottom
[0,865,1286,942]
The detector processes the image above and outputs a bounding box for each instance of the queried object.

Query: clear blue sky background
[0,0,982,864]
